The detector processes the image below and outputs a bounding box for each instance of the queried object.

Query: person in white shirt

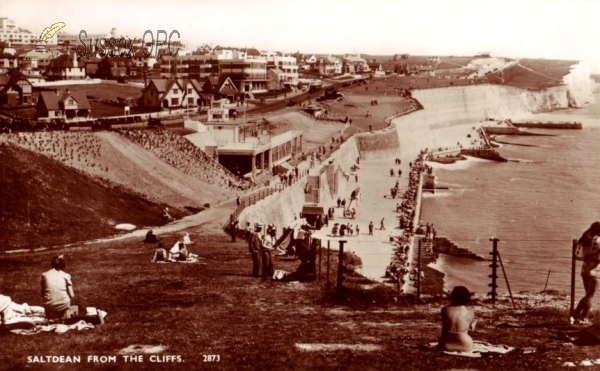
[41,256,75,320]
[261,225,276,279]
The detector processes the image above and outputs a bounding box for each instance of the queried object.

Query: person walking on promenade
[236,195,241,207]
[356,225,360,236]
[573,222,600,324]
[380,218,386,231]
[369,222,374,236]
[337,198,341,208]
[398,169,402,177]
[390,168,394,177]
[249,223,264,278]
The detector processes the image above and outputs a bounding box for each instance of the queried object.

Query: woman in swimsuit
[573,222,600,324]
[439,286,476,352]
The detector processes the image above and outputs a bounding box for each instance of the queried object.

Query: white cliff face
[563,61,595,106]
[408,81,594,128]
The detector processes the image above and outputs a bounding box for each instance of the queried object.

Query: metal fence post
[571,239,577,317]
[326,240,330,288]
[417,238,422,300]
[336,240,346,299]
[489,237,499,305]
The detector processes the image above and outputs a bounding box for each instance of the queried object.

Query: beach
[312,84,599,297]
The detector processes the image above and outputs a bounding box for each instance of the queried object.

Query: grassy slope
[0,230,596,370]
[0,143,172,251]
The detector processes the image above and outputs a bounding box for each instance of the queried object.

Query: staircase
[418,239,436,265]
[304,175,320,204]
[254,170,274,187]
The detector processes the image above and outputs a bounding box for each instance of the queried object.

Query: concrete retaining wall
[238,136,360,229]
[354,125,400,160]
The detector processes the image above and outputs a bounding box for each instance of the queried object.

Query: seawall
[238,137,361,230]
[354,126,401,161]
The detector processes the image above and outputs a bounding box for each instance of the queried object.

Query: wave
[507,158,534,163]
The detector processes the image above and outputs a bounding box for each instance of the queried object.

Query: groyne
[512,121,582,129]
[432,237,485,261]
[482,127,556,136]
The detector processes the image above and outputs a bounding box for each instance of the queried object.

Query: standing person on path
[249,223,264,278]
[231,219,239,242]
[236,195,241,206]
[368,221,374,236]
[380,218,386,230]
[573,222,600,324]
[398,169,402,177]
[261,225,276,280]
[390,168,394,177]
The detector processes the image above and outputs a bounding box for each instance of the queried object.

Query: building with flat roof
[0,17,54,45]
[185,99,303,179]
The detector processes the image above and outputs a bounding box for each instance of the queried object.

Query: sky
[3,0,600,72]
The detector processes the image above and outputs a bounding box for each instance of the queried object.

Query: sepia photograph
[0,0,599,369]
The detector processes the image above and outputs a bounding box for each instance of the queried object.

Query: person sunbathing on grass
[438,286,477,353]
[169,241,188,262]
[151,243,168,263]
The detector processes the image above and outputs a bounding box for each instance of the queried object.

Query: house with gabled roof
[317,56,342,76]
[343,54,370,74]
[46,52,86,81]
[177,78,204,107]
[36,89,91,120]
[202,75,242,103]
[139,78,186,108]
[0,71,33,106]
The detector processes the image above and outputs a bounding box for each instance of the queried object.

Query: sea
[420,92,600,295]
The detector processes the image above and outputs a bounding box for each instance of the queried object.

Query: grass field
[1,229,599,370]
[0,143,172,251]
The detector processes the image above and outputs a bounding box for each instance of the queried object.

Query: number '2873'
[203,355,220,362]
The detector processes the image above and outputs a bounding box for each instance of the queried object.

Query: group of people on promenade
[384,150,433,288]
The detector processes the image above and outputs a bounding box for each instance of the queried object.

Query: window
[173,88,178,94]
[171,97,179,105]
[187,97,193,104]
[187,88,192,94]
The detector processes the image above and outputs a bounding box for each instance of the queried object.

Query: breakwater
[460,148,507,162]
[482,127,556,136]
[432,237,485,261]
[512,121,582,129]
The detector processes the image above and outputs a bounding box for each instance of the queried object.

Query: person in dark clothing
[231,219,239,242]
[143,230,158,243]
